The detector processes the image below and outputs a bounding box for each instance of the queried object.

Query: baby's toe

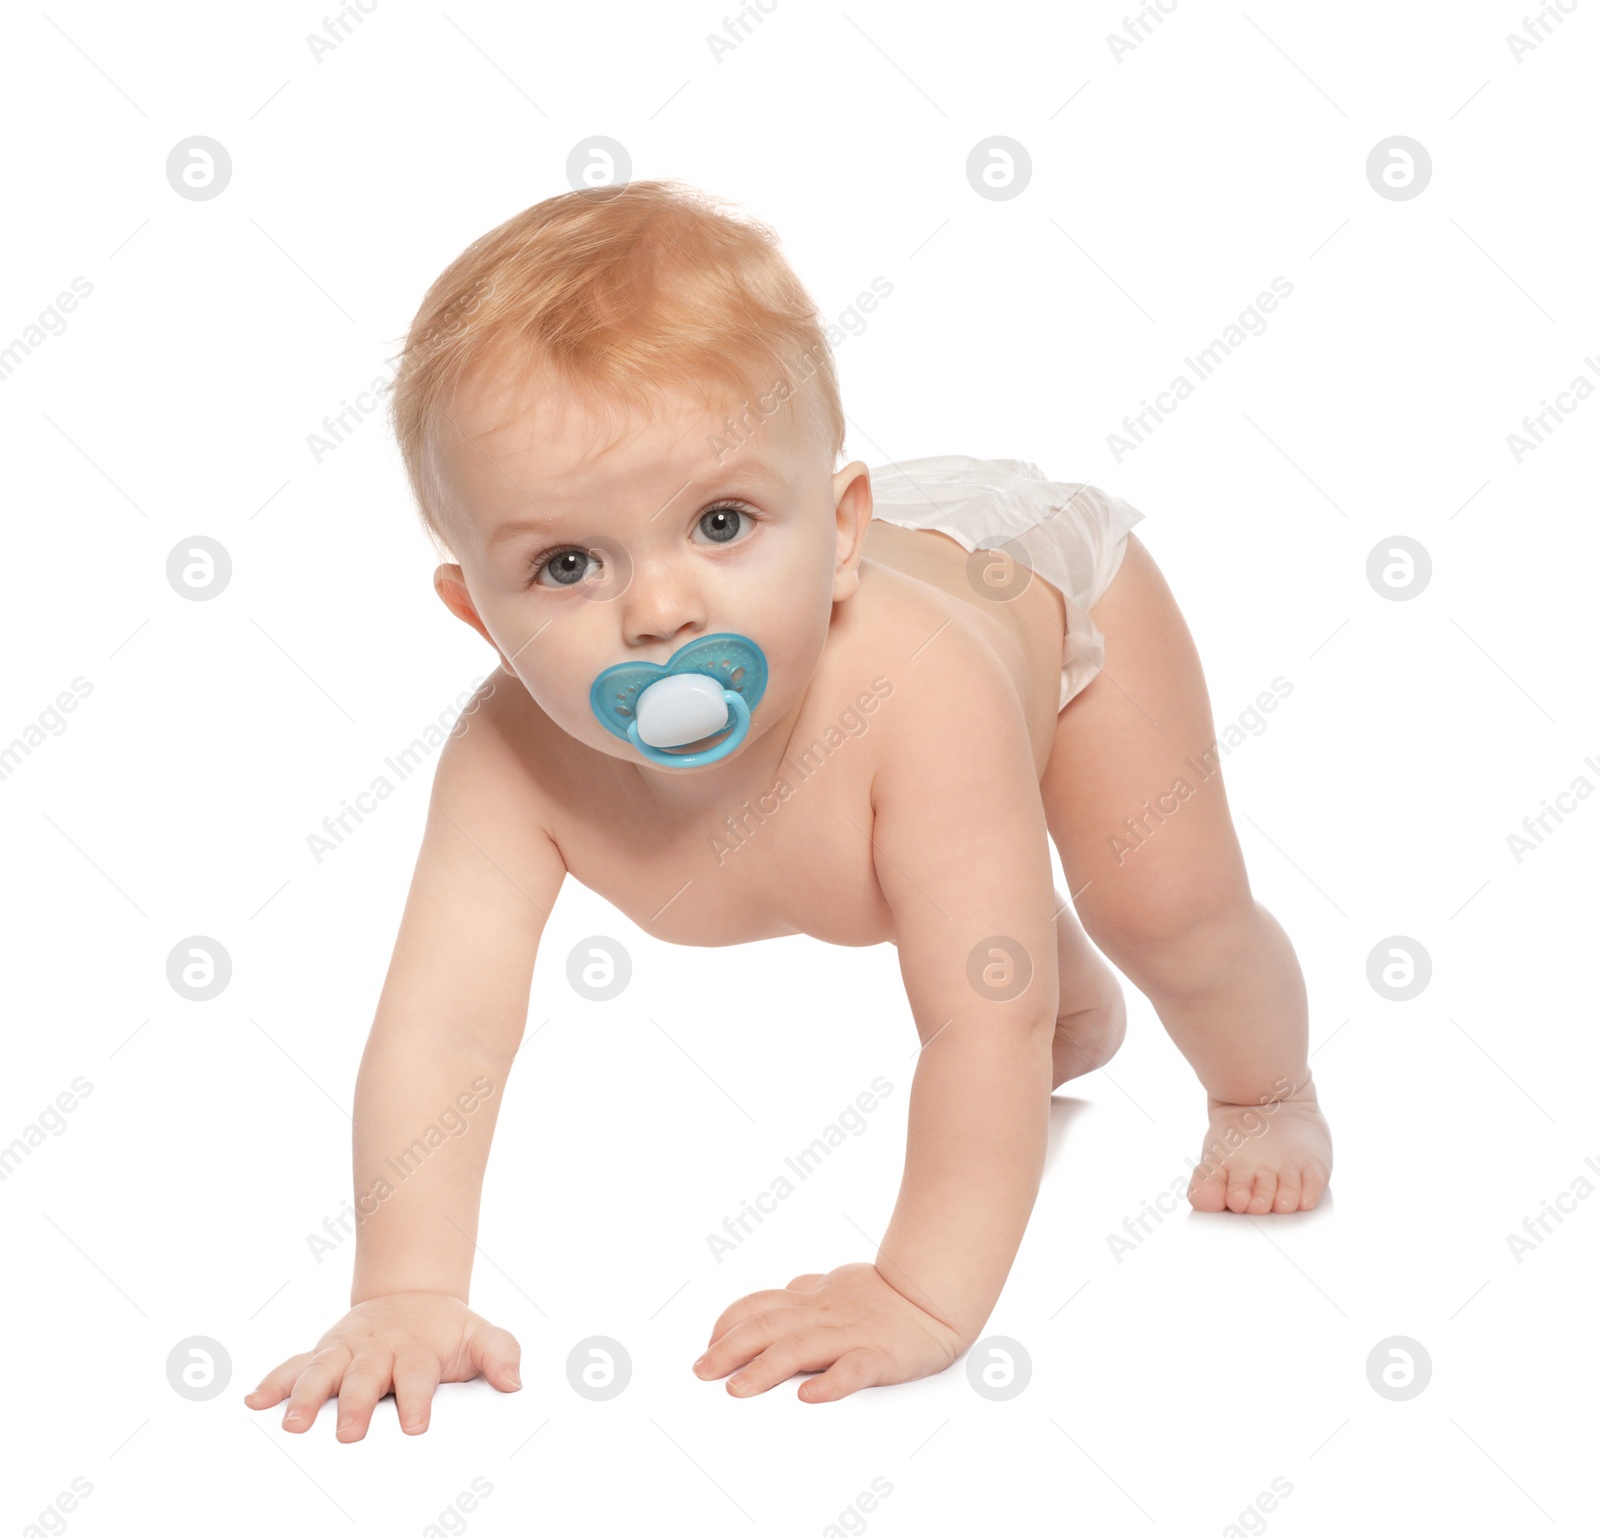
[1272,1171,1302,1212]
[1189,1165,1229,1212]
[1225,1174,1257,1213]
[1298,1163,1330,1210]
[1246,1173,1278,1214]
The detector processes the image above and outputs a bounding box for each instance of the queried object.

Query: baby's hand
[244,1292,521,1441]
[693,1262,965,1402]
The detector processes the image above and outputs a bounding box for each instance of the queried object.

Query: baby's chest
[557,753,896,949]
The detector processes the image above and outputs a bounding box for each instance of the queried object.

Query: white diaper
[866,455,1146,710]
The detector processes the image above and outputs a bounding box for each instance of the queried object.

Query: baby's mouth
[657,721,737,755]
[589,631,768,769]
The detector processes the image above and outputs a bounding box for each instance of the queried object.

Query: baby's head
[386,180,871,772]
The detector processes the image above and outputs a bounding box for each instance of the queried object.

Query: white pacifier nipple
[633,672,732,749]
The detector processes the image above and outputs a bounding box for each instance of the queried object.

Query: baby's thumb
[470,1324,522,1392]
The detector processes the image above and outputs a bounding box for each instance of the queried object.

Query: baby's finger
[705,1288,810,1350]
[282,1345,353,1433]
[245,1352,314,1410]
[334,1346,396,1443]
[695,1307,802,1382]
[393,1346,442,1434]
[465,1323,523,1392]
[797,1346,887,1404]
[724,1330,836,1398]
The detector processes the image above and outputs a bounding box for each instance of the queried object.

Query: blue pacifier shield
[589,632,768,768]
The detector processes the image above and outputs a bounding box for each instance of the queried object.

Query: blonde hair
[385,180,845,549]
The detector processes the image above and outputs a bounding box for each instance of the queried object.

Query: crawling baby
[247,179,1333,1439]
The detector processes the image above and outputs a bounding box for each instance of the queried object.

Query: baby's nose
[621,564,703,650]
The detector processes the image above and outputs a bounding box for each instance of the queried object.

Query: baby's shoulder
[828,561,1031,731]
[430,668,566,831]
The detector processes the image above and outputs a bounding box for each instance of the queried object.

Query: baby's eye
[530,547,598,588]
[695,503,754,545]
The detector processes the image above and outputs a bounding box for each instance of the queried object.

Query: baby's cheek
[501,663,592,743]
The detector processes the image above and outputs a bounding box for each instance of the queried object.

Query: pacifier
[589,632,769,768]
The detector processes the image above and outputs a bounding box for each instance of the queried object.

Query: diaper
[866,455,1145,711]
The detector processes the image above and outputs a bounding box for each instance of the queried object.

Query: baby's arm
[246,687,566,1439]
[694,648,1060,1400]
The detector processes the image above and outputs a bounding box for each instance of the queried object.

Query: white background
[2,2,1596,1534]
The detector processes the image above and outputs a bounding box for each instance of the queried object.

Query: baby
[246,180,1332,1439]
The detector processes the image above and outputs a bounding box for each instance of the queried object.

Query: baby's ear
[831,460,874,601]
[433,563,495,649]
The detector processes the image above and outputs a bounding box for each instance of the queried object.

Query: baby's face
[429,370,867,770]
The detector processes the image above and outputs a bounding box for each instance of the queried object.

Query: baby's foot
[1187,1076,1332,1213]
[1051,996,1127,1088]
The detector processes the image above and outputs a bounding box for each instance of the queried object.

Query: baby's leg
[1048,890,1127,1090]
[1039,534,1332,1213]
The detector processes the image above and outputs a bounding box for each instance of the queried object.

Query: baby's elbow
[963,997,1060,1050]
[968,953,1059,1042]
